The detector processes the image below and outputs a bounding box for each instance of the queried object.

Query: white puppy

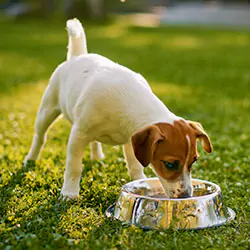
[25,19,212,199]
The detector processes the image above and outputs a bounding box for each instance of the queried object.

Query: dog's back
[52,19,156,127]
[51,19,172,142]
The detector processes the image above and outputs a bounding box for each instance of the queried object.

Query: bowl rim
[121,177,221,201]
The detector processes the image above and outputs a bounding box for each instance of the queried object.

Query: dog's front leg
[123,141,147,180]
[61,126,89,198]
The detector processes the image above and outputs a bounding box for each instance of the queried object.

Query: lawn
[0,17,249,249]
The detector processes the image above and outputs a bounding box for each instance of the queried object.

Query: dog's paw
[61,185,80,200]
[131,173,147,180]
[60,191,79,200]
[90,152,105,161]
[24,153,36,164]
[23,159,36,168]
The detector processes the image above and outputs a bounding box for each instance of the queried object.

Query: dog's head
[132,120,212,198]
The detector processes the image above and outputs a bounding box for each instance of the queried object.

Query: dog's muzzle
[159,176,193,198]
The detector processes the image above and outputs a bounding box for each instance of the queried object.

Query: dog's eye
[163,160,179,171]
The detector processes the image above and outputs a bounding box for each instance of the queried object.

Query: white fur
[25,19,181,198]
[123,141,146,180]
[90,141,105,160]
[66,18,87,60]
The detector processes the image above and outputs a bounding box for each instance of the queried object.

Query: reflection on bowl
[106,178,235,230]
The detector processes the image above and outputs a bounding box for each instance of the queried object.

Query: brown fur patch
[132,119,212,181]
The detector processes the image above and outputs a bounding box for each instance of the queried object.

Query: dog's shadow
[0,159,75,236]
[0,158,115,239]
[0,160,37,214]
[0,157,128,242]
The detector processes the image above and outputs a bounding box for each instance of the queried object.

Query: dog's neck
[125,92,180,137]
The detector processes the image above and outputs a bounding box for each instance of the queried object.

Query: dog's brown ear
[188,121,213,153]
[131,125,164,167]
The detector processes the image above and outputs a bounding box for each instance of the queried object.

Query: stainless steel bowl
[106,178,235,230]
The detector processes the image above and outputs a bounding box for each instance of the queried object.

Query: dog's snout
[178,188,192,198]
[179,192,191,198]
[167,189,192,198]
[159,178,193,198]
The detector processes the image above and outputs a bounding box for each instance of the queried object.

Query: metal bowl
[106,178,235,230]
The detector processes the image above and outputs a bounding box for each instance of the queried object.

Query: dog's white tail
[66,18,87,60]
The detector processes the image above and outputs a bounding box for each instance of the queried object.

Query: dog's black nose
[182,193,191,198]
[178,191,192,198]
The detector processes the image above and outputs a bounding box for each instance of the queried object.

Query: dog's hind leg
[123,141,146,180]
[24,78,61,164]
[90,141,105,160]
[61,126,89,198]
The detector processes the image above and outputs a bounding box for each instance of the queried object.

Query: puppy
[24,19,212,199]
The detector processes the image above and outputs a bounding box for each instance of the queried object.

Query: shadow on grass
[0,161,37,215]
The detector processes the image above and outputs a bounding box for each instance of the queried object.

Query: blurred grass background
[0,12,249,250]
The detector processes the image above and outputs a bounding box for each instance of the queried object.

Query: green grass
[0,18,250,249]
